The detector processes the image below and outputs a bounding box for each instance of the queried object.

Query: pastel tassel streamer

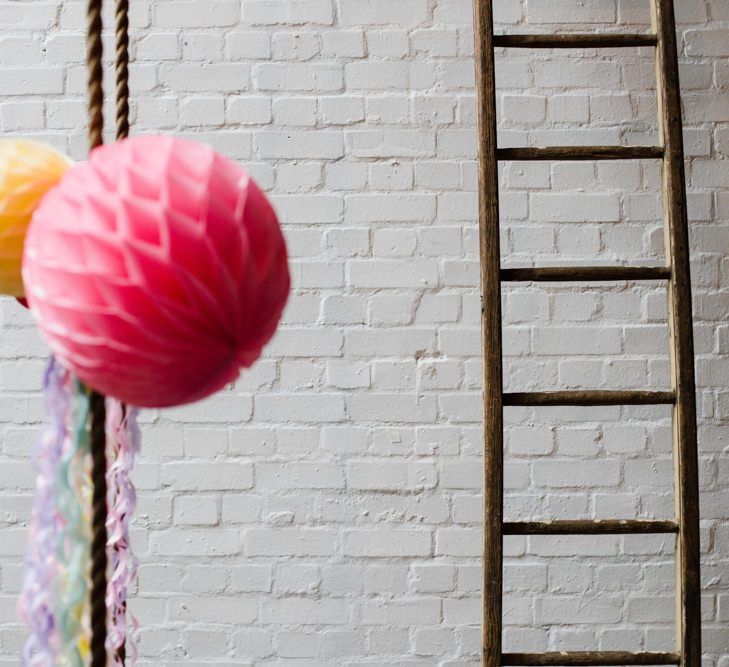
[106,399,140,664]
[54,383,92,667]
[19,358,71,666]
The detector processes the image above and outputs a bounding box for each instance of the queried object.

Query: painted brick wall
[0,0,727,664]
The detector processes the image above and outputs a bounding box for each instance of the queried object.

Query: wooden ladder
[472,0,702,665]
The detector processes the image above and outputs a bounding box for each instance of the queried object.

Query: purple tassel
[18,359,70,665]
[106,399,140,664]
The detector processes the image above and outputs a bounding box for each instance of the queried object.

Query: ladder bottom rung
[504,519,678,535]
[501,651,681,666]
[497,146,664,161]
[501,266,671,282]
[504,390,675,406]
[493,33,658,49]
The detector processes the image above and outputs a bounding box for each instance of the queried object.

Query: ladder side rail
[472,1,504,665]
[651,0,702,664]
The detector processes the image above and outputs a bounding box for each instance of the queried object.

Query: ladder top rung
[502,652,681,666]
[504,390,675,407]
[497,146,664,161]
[493,33,658,49]
[501,266,671,282]
[504,519,679,535]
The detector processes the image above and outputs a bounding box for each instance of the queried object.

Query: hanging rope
[115,0,130,141]
[86,0,104,151]
[86,1,108,665]
[88,391,107,667]
[113,2,130,663]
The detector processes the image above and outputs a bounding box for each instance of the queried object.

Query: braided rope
[115,0,130,141]
[86,1,108,665]
[86,0,104,150]
[114,2,130,662]
[89,392,108,667]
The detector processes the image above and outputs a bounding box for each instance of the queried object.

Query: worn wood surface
[504,390,675,406]
[497,145,664,161]
[651,0,702,664]
[493,33,657,48]
[501,266,671,282]
[504,519,679,535]
[502,652,681,666]
[472,1,503,665]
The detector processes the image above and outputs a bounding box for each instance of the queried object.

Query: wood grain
[504,390,675,406]
[494,33,657,49]
[496,145,664,161]
[651,0,702,663]
[502,652,681,666]
[501,266,671,282]
[504,519,679,535]
[472,1,503,665]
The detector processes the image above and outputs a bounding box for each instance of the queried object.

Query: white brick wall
[0,0,727,664]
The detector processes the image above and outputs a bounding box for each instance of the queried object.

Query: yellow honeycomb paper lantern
[0,139,72,297]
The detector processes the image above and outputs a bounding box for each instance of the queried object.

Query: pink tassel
[105,399,140,664]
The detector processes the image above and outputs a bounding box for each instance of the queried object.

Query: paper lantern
[23,135,290,408]
[0,140,72,297]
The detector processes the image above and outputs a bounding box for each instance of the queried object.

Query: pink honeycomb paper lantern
[23,135,290,408]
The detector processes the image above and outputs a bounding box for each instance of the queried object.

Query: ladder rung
[501,266,671,282]
[502,652,681,666]
[497,146,664,161]
[504,519,678,535]
[503,390,675,406]
[493,33,658,49]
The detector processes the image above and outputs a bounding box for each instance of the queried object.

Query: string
[86,0,111,663]
[112,1,131,662]
[88,391,108,667]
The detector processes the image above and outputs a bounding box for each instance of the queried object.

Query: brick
[348,259,438,288]
[245,528,337,556]
[531,193,620,223]
[535,597,622,624]
[337,0,429,27]
[255,130,344,159]
[159,63,250,92]
[256,462,345,489]
[528,0,615,23]
[686,30,729,56]
[0,68,63,94]
[361,599,441,625]
[150,530,241,556]
[255,393,346,422]
[153,1,239,27]
[169,597,256,624]
[261,598,347,625]
[346,194,436,221]
[243,0,334,25]
[532,326,622,355]
[183,34,224,62]
[256,63,342,91]
[174,495,218,526]
[346,394,437,423]
[343,529,431,557]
